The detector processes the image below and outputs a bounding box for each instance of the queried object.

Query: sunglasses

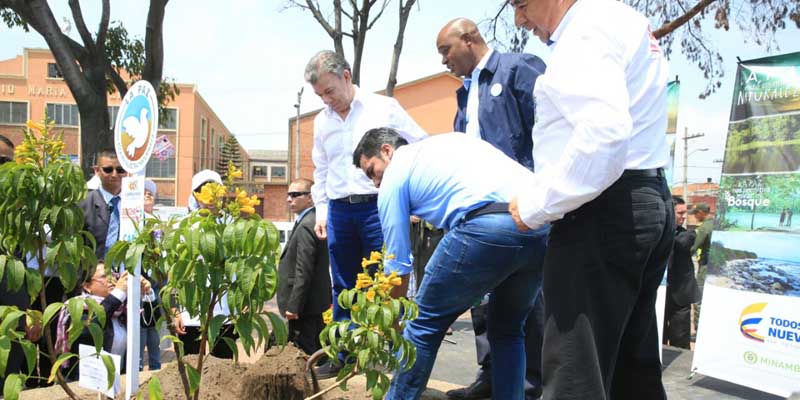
[100,166,127,174]
[288,191,310,198]
[0,156,11,165]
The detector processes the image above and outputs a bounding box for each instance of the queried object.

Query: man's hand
[25,319,43,342]
[314,219,328,240]
[172,310,186,335]
[141,278,152,295]
[509,197,529,232]
[285,311,299,320]
[390,273,411,299]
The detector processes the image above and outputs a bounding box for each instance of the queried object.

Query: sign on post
[113,80,158,399]
[78,344,122,398]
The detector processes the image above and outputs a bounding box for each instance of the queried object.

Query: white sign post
[113,80,158,399]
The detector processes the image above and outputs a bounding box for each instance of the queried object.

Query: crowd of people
[0,0,718,399]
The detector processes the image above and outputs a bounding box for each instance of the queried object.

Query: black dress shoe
[446,379,491,399]
[314,360,342,380]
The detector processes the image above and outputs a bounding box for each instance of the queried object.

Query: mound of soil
[139,345,317,400]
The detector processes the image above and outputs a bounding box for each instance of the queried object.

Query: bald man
[437,18,547,400]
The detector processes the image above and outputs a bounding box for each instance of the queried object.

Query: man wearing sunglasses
[277,178,331,356]
[80,149,128,260]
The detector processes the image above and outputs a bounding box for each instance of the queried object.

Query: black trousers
[288,314,325,356]
[181,324,239,359]
[663,294,691,349]
[472,291,545,398]
[28,277,66,387]
[541,174,673,400]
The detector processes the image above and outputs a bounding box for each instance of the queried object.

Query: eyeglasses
[288,191,310,198]
[100,166,127,174]
[0,156,11,165]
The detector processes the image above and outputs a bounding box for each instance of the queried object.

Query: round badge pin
[490,83,503,97]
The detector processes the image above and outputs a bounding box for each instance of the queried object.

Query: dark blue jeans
[139,326,161,371]
[387,213,549,400]
[327,199,384,323]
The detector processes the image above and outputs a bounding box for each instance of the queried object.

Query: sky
[1,0,799,184]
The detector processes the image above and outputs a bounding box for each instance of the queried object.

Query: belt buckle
[348,195,362,204]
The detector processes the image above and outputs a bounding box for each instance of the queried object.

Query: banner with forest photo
[692,52,800,397]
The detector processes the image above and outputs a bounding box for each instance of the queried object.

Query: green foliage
[723,115,800,174]
[319,251,418,400]
[105,164,284,400]
[0,117,110,399]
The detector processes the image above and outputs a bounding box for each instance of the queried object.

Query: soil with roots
[137,344,371,400]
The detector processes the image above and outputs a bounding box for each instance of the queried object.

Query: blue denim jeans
[387,213,549,400]
[327,199,384,323]
[139,326,161,371]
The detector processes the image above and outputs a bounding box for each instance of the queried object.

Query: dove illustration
[123,108,150,157]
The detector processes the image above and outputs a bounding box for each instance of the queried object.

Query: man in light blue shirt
[353,128,549,400]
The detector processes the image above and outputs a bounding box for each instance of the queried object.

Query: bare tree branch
[386,0,418,97]
[68,0,95,55]
[652,0,717,38]
[95,0,110,54]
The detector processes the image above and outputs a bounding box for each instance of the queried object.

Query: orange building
[286,71,462,193]
[0,48,249,208]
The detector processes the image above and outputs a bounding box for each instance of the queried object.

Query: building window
[47,63,63,78]
[0,101,27,124]
[155,198,175,207]
[270,165,286,180]
[159,108,177,130]
[210,128,216,169]
[46,103,79,126]
[252,166,267,177]
[145,156,176,178]
[200,118,207,169]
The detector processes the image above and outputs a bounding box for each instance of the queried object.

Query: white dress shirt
[517,0,670,229]
[311,86,428,222]
[464,48,494,139]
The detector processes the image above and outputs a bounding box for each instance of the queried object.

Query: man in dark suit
[437,18,547,400]
[277,178,331,356]
[664,196,700,349]
[80,149,127,260]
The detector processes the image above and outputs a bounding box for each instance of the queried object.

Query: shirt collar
[464,48,495,90]
[549,0,582,46]
[296,206,313,222]
[97,185,118,204]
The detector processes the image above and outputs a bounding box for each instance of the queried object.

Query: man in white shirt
[510,1,674,399]
[303,50,428,377]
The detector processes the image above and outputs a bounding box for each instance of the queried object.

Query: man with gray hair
[303,50,428,378]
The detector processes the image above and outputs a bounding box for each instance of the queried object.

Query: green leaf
[199,231,217,262]
[25,268,42,301]
[266,311,287,346]
[88,323,104,353]
[20,340,36,375]
[0,310,24,336]
[366,369,378,391]
[185,363,200,397]
[208,314,227,349]
[0,254,6,283]
[84,297,106,328]
[148,375,163,400]
[390,298,401,320]
[367,331,379,351]
[42,301,64,327]
[358,349,370,369]
[49,353,77,383]
[381,306,393,330]
[0,337,9,376]
[67,298,84,346]
[101,354,116,390]
[221,336,239,364]
[371,384,384,400]
[6,259,24,293]
[3,373,22,400]
[57,260,77,291]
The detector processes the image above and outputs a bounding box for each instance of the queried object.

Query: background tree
[488,0,800,98]
[216,135,243,179]
[0,0,178,177]
[282,0,421,96]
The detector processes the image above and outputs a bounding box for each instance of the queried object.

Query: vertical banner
[113,80,158,399]
[692,52,800,397]
[663,79,681,185]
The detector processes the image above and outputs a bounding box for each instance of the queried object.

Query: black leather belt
[620,168,664,179]
[334,194,378,204]
[465,202,510,221]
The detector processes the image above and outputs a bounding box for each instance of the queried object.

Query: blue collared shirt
[378,133,536,275]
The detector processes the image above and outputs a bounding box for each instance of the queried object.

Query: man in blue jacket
[437,18,547,400]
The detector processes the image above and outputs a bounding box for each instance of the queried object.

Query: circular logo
[743,351,758,365]
[114,80,159,174]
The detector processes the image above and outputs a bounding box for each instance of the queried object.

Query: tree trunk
[78,98,112,177]
[385,0,416,97]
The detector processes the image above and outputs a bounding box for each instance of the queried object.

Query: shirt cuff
[517,185,548,230]
[384,259,412,276]
[315,202,328,223]
[110,288,127,302]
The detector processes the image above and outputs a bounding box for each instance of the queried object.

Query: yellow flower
[240,206,255,215]
[385,254,395,260]
[26,120,45,131]
[231,169,243,179]
[355,273,373,289]
[369,251,382,262]
[366,288,376,302]
[361,257,379,269]
[387,271,402,287]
